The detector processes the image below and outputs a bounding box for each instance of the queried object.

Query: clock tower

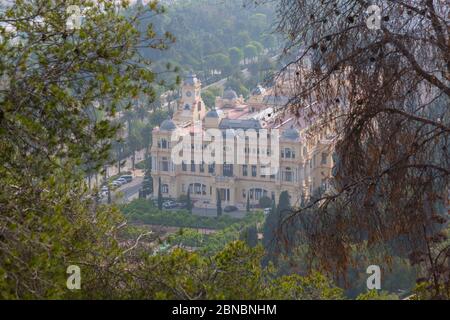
[173,73,206,123]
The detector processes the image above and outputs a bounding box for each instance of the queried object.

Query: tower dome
[160,119,177,131]
[205,109,219,118]
[223,89,238,100]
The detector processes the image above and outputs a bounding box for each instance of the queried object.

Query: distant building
[149,73,335,210]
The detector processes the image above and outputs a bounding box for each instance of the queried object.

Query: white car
[119,175,133,183]
[111,181,120,188]
[163,201,177,209]
[263,208,271,215]
[114,179,126,186]
[117,178,128,185]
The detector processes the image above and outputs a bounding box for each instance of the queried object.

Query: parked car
[114,178,127,186]
[120,175,133,183]
[101,186,109,193]
[163,200,178,209]
[224,205,238,212]
[263,208,271,215]
[110,181,120,188]
[118,177,128,184]
[176,202,188,209]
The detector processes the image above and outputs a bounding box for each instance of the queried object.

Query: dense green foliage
[186,188,192,214]
[240,224,259,248]
[263,191,291,265]
[1,0,443,300]
[272,199,419,298]
[146,0,279,82]
[157,177,163,210]
[0,170,125,299]
[201,86,222,109]
[167,213,264,254]
[121,198,249,230]
[259,196,272,208]
[113,108,170,170]
[216,190,222,217]
[121,241,344,300]
[356,290,400,300]
[0,0,174,299]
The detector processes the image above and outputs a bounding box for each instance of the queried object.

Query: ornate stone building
[150,74,334,210]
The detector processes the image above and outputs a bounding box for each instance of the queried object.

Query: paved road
[100,176,143,204]
[203,77,227,90]
[114,176,144,204]
[105,149,146,178]
[86,149,146,189]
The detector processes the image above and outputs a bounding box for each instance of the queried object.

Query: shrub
[120,199,260,230]
[259,196,272,208]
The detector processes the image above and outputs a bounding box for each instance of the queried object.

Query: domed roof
[205,109,219,118]
[160,119,176,131]
[223,89,238,100]
[282,127,300,140]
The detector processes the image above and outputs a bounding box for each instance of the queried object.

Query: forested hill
[138,0,279,80]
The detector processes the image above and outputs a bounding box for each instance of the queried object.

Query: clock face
[186,91,192,97]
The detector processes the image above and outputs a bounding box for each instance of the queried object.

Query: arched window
[161,184,169,194]
[189,183,207,195]
[248,188,269,201]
